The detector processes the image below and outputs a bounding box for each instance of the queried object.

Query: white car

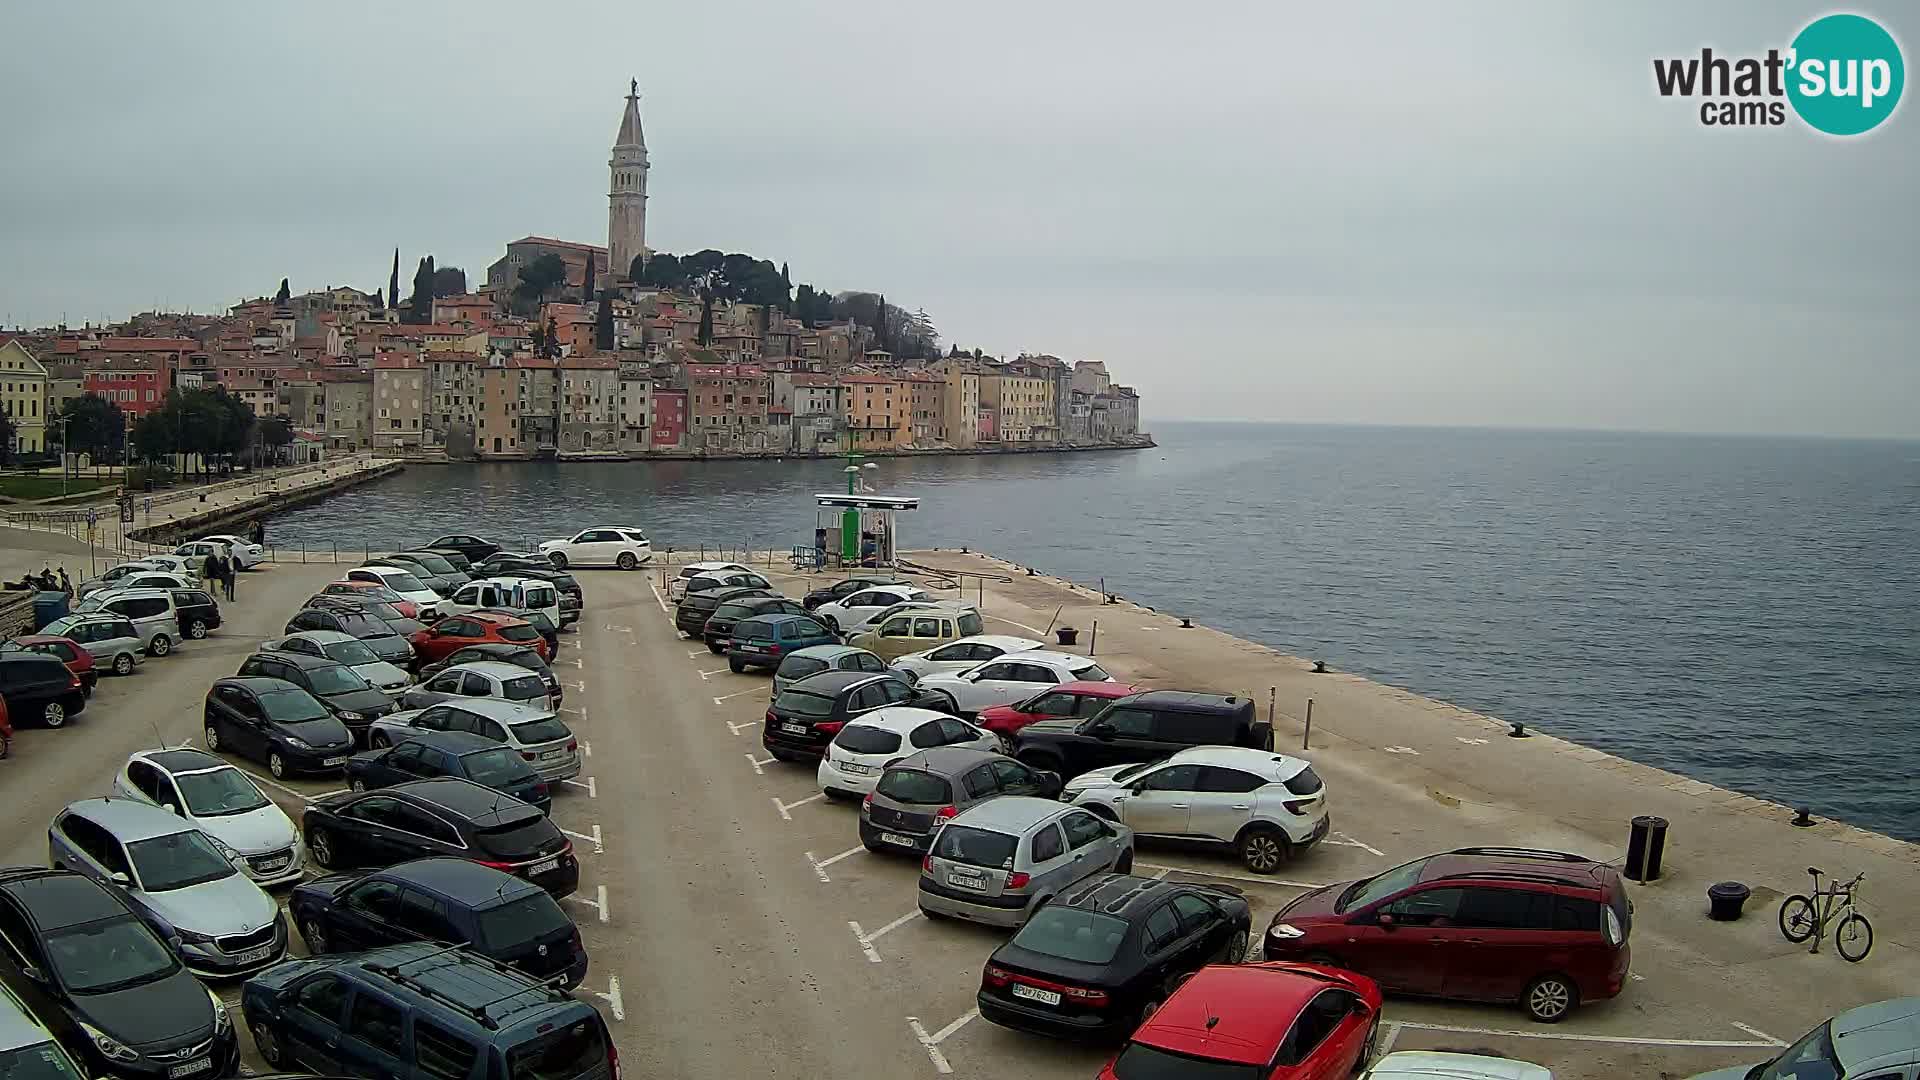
[815,706,1001,798]
[914,650,1114,715]
[537,526,652,570]
[1364,1052,1551,1079]
[1064,746,1329,874]
[78,566,192,597]
[889,635,1047,680]
[669,561,752,601]
[812,585,933,634]
[112,748,306,887]
[137,553,204,580]
[344,565,442,620]
[260,631,411,695]
[201,534,266,568]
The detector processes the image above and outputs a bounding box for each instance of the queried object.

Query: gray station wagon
[862,747,1062,857]
[917,795,1133,928]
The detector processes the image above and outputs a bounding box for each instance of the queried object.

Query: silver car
[861,747,1063,856]
[772,644,891,696]
[399,660,555,711]
[48,798,287,978]
[260,631,410,695]
[75,588,183,657]
[39,613,145,675]
[111,748,306,887]
[367,697,582,782]
[917,796,1133,928]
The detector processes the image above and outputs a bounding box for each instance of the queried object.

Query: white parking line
[1391,1021,1785,1049]
[686,649,709,659]
[560,706,588,722]
[847,910,922,963]
[906,1010,978,1075]
[647,582,669,614]
[727,719,759,736]
[561,824,604,854]
[563,777,597,798]
[745,753,776,776]
[593,977,625,1021]
[567,884,611,924]
[698,667,731,679]
[309,788,347,800]
[1137,862,1326,891]
[1328,832,1385,857]
[563,679,586,692]
[807,846,864,882]
[1732,1022,1788,1046]
[712,686,767,704]
[603,624,634,634]
[579,739,592,757]
[984,614,1047,636]
[771,793,825,820]
[1375,1021,1402,1057]
[554,657,584,668]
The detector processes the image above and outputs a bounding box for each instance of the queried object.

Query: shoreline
[374,435,1157,464]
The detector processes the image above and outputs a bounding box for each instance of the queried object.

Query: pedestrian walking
[201,552,218,582]
[250,518,266,547]
[57,567,72,598]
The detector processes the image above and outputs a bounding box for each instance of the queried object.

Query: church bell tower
[608,79,649,284]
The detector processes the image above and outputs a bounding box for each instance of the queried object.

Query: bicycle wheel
[1835,913,1873,962]
[1778,895,1817,943]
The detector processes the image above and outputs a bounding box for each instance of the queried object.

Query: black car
[347,730,551,814]
[0,653,87,729]
[289,857,588,988]
[286,603,418,664]
[168,587,222,640]
[762,670,950,761]
[675,584,773,638]
[977,873,1251,1040]
[470,607,561,655]
[803,574,908,610]
[425,533,501,563]
[474,552,552,577]
[204,677,356,777]
[395,550,471,587]
[302,778,579,897]
[421,547,475,573]
[1010,691,1272,780]
[0,867,239,1079]
[417,642,561,702]
[702,594,815,653]
[367,555,459,598]
[235,651,396,746]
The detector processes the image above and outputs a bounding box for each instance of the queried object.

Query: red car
[1262,846,1631,1022]
[3,636,98,695]
[410,612,550,664]
[975,680,1147,737]
[319,580,419,620]
[1099,962,1381,1079]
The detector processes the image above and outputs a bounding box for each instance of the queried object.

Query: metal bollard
[1303,698,1314,750]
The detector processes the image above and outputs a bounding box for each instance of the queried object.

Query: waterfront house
[558,354,621,453]
[687,364,772,452]
[938,370,979,449]
[843,374,908,451]
[372,353,427,449]
[649,387,688,450]
[0,339,49,455]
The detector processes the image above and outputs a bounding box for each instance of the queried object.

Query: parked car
[242,941,612,1079]
[347,730,551,814]
[1,635,96,694]
[802,574,908,610]
[811,584,933,634]
[425,532,502,562]
[0,654,86,729]
[48,799,287,978]
[368,699,581,784]
[342,565,442,619]
[670,561,752,601]
[75,561,174,598]
[286,603,417,665]
[918,797,1134,927]
[75,588,181,657]
[290,857,587,988]
[816,707,1001,799]
[39,613,145,676]
[112,748,305,887]
[203,677,357,778]
[728,615,841,674]
[235,651,398,746]
[1687,998,1920,1080]
[301,779,579,897]
[681,569,774,604]
[442,578,543,620]
[889,634,1046,680]
[979,873,1252,1040]
[366,555,460,598]
[0,979,93,1079]
[473,551,552,577]
[470,606,561,657]
[1262,846,1632,1022]
[175,538,241,572]
[1012,691,1273,780]
[463,577,561,636]
[674,585,772,638]
[133,553,205,580]
[771,644,891,694]
[260,631,410,695]
[850,604,988,661]
[398,660,556,712]
[494,566,582,624]
[0,867,238,1080]
[915,650,1116,717]
[537,526,652,569]
[421,546,475,573]
[410,612,550,665]
[860,748,1061,856]
[1066,746,1330,873]
[197,534,265,568]
[702,594,814,654]
[416,642,560,703]
[392,550,471,587]
[316,579,419,619]
[1369,1052,1553,1079]
[1097,962,1383,1080]
[762,670,952,762]
[165,587,221,641]
[977,680,1146,737]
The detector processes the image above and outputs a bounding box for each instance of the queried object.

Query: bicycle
[1779,866,1872,962]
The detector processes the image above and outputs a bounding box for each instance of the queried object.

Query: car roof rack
[1449,846,1590,863]
[1440,870,1591,888]
[364,945,568,1030]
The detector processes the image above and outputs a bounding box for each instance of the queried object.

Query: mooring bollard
[1626,815,1669,882]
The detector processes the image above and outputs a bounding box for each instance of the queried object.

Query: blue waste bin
[32,591,70,631]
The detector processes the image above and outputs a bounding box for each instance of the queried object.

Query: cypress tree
[274,278,290,305]
[583,255,597,305]
[389,248,400,312]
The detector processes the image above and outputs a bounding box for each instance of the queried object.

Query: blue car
[727,613,839,673]
[344,729,551,813]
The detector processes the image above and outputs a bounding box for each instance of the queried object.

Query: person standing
[250,518,266,547]
[221,553,237,601]
[57,567,72,598]
[201,551,218,583]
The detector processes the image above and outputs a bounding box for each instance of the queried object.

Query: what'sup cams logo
[1654,13,1904,135]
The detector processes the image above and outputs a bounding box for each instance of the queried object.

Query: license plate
[255,857,289,872]
[1010,984,1061,1006]
[527,857,560,876]
[839,761,874,775]
[881,832,917,847]
[234,945,275,965]
[323,756,348,766]
[738,645,763,653]
[167,1059,212,1079]
[540,748,567,760]
[948,874,988,892]
[781,722,809,735]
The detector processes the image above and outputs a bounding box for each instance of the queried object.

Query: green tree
[582,255,597,306]
[0,410,14,464]
[55,393,126,464]
[514,254,568,309]
[388,248,400,312]
[595,290,615,351]
[259,417,294,463]
[407,256,436,323]
[129,409,175,462]
[433,265,467,297]
[274,278,290,305]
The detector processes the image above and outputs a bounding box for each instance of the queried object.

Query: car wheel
[617,552,638,570]
[148,634,172,657]
[42,701,66,728]
[1238,825,1291,874]
[549,552,568,569]
[1113,848,1134,874]
[268,752,289,779]
[204,724,221,751]
[308,827,336,868]
[371,731,391,749]
[112,653,134,676]
[1523,973,1578,1023]
[1303,951,1341,968]
[1357,1016,1381,1070]
[301,917,329,954]
[729,658,745,673]
[186,619,208,640]
[251,1023,285,1068]
[820,614,839,633]
[1228,929,1250,963]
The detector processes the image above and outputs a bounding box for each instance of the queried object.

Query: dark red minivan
[1262,846,1631,1022]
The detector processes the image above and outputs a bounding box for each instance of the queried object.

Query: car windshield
[877,769,952,804]
[714,603,756,620]
[175,769,270,816]
[476,894,571,951]
[1754,1022,1841,1080]
[502,651,546,672]
[379,571,427,591]
[834,725,902,755]
[462,748,535,786]
[502,675,548,701]
[306,665,371,695]
[511,716,572,744]
[128,830,236,891]
[499,623,541,643]
[45,916,179,994]
[1337,856,1433,913]
[773,689,836,717]
[0,1040,87,1079]
[258,689,331,723]
[1109,1042,1260,1080]
[406,554,457,574]
[338,612,388,636]
[1013,907,1132,964]
[362,601,407,621]
[320,639,380,666]
[931,824,1018,869]
[504,1016,608,1080]
[777,656,830,680]
[957,612,984,635]
[1072,662,1111,681]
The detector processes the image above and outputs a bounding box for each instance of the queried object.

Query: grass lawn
[0,474,118,500]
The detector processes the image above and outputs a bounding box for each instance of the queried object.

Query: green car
[728,614,840,673]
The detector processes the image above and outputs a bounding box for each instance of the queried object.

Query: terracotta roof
[428,352,483,364]
[510,236,608,255]
[559,355,618,369]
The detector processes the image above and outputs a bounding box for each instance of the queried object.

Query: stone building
[372,354,426,449]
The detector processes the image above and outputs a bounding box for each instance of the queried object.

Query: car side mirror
[1376,912,1396,929]
[1091,725,1114,740]
[108,871,132,887]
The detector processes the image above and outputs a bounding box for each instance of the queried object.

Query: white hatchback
[811,584,931,635]
[816,706,1001,798]
[201,534,266,568]
[669,562,752,601]
[889,635,1047,680]
[344,565,443,620]
[112,748,306,887]
[1064,746,1330,873]
[914,650,1114,716]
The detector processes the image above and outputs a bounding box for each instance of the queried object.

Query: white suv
[537,526,652,570]
[1063,746,1330,874]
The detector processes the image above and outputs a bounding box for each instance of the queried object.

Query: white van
[446,576,561,628]
[76,587,182,656]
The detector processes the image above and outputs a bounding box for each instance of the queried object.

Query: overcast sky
[3,1,1915,437]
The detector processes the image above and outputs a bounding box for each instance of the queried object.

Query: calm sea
[266,423,1920,841]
